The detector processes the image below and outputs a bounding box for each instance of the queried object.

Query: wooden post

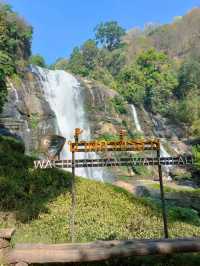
[70,128,81,243]
[157,148,169,239]
[70,143,76,243]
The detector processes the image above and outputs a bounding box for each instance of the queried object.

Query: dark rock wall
[0,68,57,155]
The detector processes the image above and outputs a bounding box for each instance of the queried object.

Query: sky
[4,0,200,65]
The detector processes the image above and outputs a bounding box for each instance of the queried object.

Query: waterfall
[7,79,19,104]
[130,104,172,179]
[130,104,142,132]
[36,66,103,182]
[13,88,19,103]
[160,143,172,179]
[7,80,21,119]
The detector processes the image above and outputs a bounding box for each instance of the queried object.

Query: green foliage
[176,57,200,98]
[29,54,46,67]
[117,63,145,104]
[0,3,32,62]
[0,73,7,113]
[95,21,125,51]
[111,95,127,114]
[50,57,68,70]
[67,23,126,87]
[0,51,14,112]
[168,57,200,137]
[118,48,178,113]
[193,145,200,176]
[97,133,119,141]
[67,39,124,86]
[68,40,98,76]
[0,51,14,75]
[0,3,32,113]
[97,48,126,76]
[137,48,178,113]
[0,135,71,221]
[82,39,98,70]
[177,93,200,123]
[168,89,200,136]
[89,66,117,89]
[168,207,200,225]
[67,47,89,76]
[29,113,40,129]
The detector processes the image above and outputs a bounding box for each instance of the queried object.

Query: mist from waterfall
[36,66,103,181]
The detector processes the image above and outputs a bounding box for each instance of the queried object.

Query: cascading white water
[36,66,103,181]
[160,143,172,179]
[7,80,21,119]
[130,104,172,178]
[130,104,142,132]
[13,88,19,103]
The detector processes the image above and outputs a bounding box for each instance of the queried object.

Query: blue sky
[5,0,200,64]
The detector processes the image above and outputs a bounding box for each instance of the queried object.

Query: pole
[70,129,82,243]
[70,137,78,243]
[70,147,76,242]
[157,148,169,239]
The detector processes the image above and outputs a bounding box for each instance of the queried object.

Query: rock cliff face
[0,66,190,169]
[0,67,137,155]
[0,67,57,154]
[79,78,136,139]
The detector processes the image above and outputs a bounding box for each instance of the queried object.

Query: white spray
[36,67,103,181]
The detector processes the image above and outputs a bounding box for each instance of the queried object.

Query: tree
[95,21,125,51]
[81,39,98,70]
[0,5,32,61]
[97,48,126,76]
[0,51,15,113]
[176,57,200,98]
[0,2,32,113]
[118,49,178,113]
[50,58,68,70]
[137,49,178,113]
[118,64,145,104]
[29,54,46,67]
[67,47,89,76]
[67,40,98,76]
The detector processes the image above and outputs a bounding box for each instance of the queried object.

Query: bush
[29,54,46,67]
[111,96,127,114]
[0,135,71,221]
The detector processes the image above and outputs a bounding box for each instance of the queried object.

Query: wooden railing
[1,229,200,265]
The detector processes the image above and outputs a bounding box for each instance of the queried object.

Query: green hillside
[1,135,200,265]
[1,135,200,244]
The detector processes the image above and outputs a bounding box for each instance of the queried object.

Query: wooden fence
[1,229,200,265]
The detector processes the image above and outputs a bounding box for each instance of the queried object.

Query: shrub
[111,95,127,114]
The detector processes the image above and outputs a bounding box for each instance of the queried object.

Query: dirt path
[114,179,194,196]
[114,180,136,194]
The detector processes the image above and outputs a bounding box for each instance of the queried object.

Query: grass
[2,177,198,245]
[149,183,200,198]
[1,136,200,265]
